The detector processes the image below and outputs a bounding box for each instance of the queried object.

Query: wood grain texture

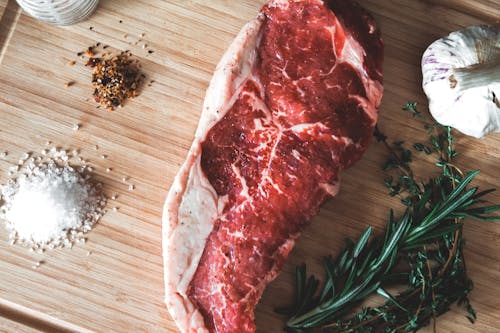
[0,317,38,333]
[0,0,499,332]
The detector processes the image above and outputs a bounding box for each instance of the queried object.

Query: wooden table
[0,0,499,332]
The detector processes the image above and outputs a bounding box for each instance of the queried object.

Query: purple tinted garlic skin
[422,25,500,138]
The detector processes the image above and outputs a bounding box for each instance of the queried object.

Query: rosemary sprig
[279,103,500,332]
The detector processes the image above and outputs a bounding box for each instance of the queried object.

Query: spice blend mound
[88,51,143,110]
[0,150,106,251]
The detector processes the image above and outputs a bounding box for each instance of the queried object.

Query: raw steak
[163,1,383,332]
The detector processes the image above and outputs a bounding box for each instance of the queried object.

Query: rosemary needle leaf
[447,170,480,202]
[464,204,500,215]
[402,223,463,251]
[295,265,307,310]
[373,214,410,270]
[471,188,497,200]
[319,260,335,304]
[376,287,408,312]
[353,227,372,258]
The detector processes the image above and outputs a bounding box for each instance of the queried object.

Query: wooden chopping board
[0,0,499,332]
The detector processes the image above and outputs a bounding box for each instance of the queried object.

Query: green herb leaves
[279,103,500,332]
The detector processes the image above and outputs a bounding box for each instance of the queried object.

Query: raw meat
[163,1,383,332]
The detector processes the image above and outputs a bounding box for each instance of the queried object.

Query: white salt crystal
[73,124,80,131]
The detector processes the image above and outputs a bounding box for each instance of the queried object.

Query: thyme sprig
[279,103,500,332]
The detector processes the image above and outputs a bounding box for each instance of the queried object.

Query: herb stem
[424,246,437,333]
[378,127,412,178]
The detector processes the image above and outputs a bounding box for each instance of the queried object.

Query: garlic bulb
[422,25,500,138]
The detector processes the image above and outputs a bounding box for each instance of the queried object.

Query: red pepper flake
[68,60,76,66]
[85,47,95,57]
[90,52,143,110]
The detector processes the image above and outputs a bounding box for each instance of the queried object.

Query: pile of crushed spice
[0,150,106,251]
[87,51,143,110]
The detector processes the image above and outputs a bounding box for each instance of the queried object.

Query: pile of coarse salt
[0,148,106,251]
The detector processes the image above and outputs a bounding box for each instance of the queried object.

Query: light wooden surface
[0,0,499,332]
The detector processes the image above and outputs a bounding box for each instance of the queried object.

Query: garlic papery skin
[422,25,500,138]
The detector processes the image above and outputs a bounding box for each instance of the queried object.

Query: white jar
[16,0,99,26]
